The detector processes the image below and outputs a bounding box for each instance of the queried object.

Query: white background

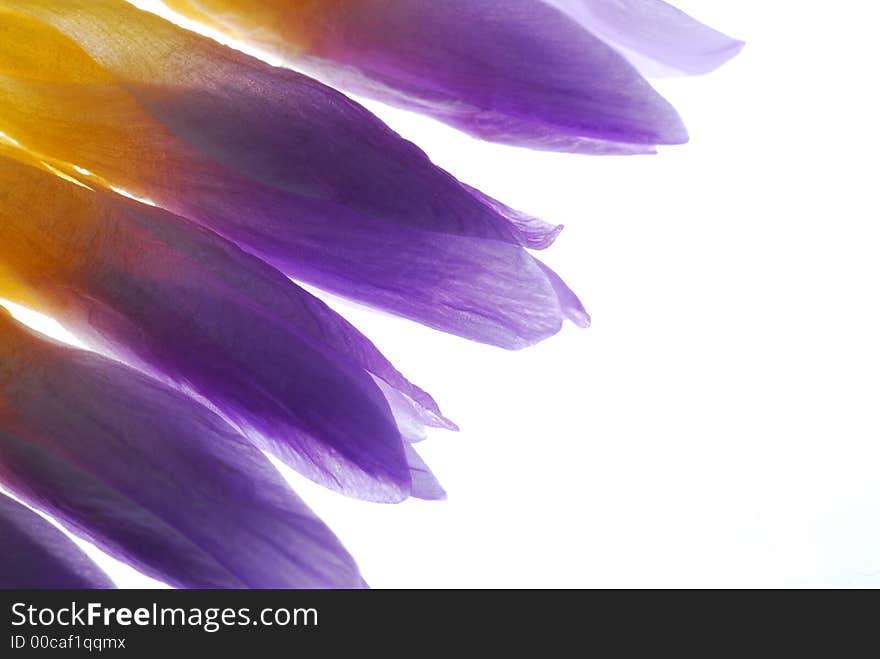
[5,0,880,588]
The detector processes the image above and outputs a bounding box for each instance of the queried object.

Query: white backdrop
[4,0,879,588]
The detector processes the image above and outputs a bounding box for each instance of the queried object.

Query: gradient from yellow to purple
[0,148,458,503]
[0,0,588,350]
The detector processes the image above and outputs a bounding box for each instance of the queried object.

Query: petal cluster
[0,150,443,503]
[161,0,741,153]
[0,0,586,348]
[0,0,739,588]
[0,310,365,588]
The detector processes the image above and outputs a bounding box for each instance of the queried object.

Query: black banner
[2,588,850,654]
[1,589,590,654]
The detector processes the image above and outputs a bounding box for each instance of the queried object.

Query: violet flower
[0,0,739,588]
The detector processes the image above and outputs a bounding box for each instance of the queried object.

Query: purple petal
[375,377,458,443]
[0,493,114,589]
[0,154,439,502]
[545,0,745,76]
[0,311,365,589]
[298,0,688,150]
[166,0,688,152]
[1,1,585,347]
[268,220,590,348]
[405,445,447,502]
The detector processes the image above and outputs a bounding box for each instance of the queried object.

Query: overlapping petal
[545,0,744,76]
[0,0,740,591]
[0,310,365,589]
[0,493,114,589]
[0,0,587,348]
[161,0,695,153]
[0,151,446,502]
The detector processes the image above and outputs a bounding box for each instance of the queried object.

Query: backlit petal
[0,0,585,347]
[0,493,114,589]
[0,311,365,589]
[0,152,431,502]
[162,0,688,152]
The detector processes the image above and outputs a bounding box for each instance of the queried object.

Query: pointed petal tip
[426,489,448,502]
[666,122,691,147]
[678,36,745,76]
[426,411,460,433]
[573,309,592,330]
[651,104,690,147]
[709,38,746,73]
[413,484,447,502]
[546,223,566,244]
[405,445,447,501]
[547,0,744,77]
[460,183,564,249]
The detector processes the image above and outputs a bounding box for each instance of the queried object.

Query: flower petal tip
[711,39,747,73]
[676,35,746,76]
[573,309,593,330]
[427,413,461,434]
[406,445,447,502]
